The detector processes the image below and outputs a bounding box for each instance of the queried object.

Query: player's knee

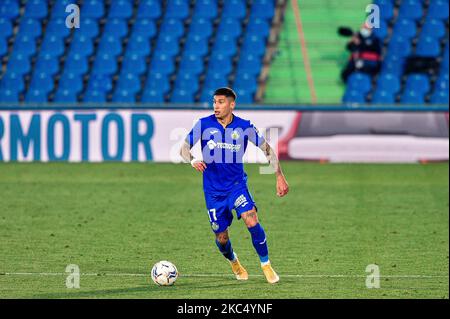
[215,231,229,245]
[242,209,259,228]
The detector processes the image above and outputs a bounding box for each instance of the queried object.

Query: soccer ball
[151,261,178,286]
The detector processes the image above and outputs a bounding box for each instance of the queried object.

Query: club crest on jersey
[211,222,219,231]
[231,130,240,140]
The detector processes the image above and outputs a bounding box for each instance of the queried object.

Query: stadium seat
[222,0,247,20]
[76,18,99,39]
[122,53,147,75]
[104,18,129,39]
[40,34,66,57]
[179,54,205,75]
[398,0,424,21]
[141,89,166,103]
[54,88,78,103]
[0,18,13,39]
[174,72,200,92]
[421,18,446,39]
[160,18,185,39]
[34,53,60,75]
[381,55,405,75]
[212,35,238,57]
[108,0,133,19]
[234,72,258,94]
[342,89,366,103]
[27,0,45,13]
[183,35,209,57]
[376,73,401,94]
[12,35,37,57]
[6,53,31,75]
[388,36,412,57]
[246,18,271,38]
[50,0,73,18]
[137,0,162,19]
[405,74,431,94]
[346,72,372,94]
[154,35,180,57]
[241,34,267,57]
[98,35,124,57]
[116,72,142,94]
[150,54,175,75]
[193,0,218,20]
[0,89,20,102]
[70,34,94,57]
[209,54,233,75]
[165,0,190,20]
[92,53,118,76]
[132,19,157,38]
[415,36,441,57]
[371,89,396,104]
[46,18,71,38]
[83,89,107,103]
[430,90,449,104]
[18,18,43,39]
[250,0,275,20]
[373,20,388,41]
[234,88,254,103]
[400,90,425,104]
[427,0,449,20]
[81,0,105,19]
[217,18,243,39]
[374,0,394,21]
[59,72,83,94]
[145,73,171,94]
[189,18,214,39]
[29,71,54,94]
[87,74,113,92]
[25,87,49,103]
[0,72,25,92]
[0,37,6,58]
[170,89,196,103]
[392,18,417,39]
[0,0,20,20]
[127,34,152,56]
[112,89,137,103]
[65,53,89,75]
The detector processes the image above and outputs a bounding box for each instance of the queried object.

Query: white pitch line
[1,272,448,279]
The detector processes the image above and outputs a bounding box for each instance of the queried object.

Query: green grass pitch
[0,162,448,299]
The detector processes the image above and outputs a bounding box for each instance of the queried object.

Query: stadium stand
[0,0,281,104]
[342,0,449,104]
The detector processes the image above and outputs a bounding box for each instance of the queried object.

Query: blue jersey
[186,114,265,194]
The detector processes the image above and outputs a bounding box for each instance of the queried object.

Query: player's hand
[191,160,207,172]
[276,174,289,197]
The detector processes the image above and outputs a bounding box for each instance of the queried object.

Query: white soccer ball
[151,261,178,286]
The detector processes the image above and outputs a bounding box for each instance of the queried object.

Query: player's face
[213,95,235,119]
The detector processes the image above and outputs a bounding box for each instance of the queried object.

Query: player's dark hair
[214,87,237,101]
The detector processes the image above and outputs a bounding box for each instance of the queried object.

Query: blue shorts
[204,184,257,234]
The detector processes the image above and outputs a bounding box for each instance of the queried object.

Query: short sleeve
[186,120,202,147]
[247,121,265,147]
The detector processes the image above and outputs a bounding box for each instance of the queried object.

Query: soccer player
[180,87,289,284]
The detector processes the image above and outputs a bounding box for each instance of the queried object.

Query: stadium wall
[0,105,448,163]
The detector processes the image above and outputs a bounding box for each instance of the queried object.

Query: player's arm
[259,141,289,197]
[179,141,207,172]
[180,120,207,173]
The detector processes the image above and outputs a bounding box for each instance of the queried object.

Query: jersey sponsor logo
[231,130,240,140]
[234,194,248,208]
[207,140,217,150]
[207,140,241,152]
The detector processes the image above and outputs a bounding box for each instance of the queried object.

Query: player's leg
[215,229,248,280]
[241,208,279,284]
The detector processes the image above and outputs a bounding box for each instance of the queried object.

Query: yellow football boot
[261,262,279,284]
[229,256,249,281]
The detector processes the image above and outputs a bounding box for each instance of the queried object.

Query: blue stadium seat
[0,0,20,20]
[108,0,133,19]
[122,53,147,75]
[381,55,405,75]
[371,89,396,104]
[204,71,229,88]
[137,0,162,19]
[342,89,366,103]
[70,33,94,57]
[92,53,118,75]
[18,18,42,39]
[400,90,425,104]
[405,74,431,94]
[373,20,388,41]
[46,18,71,38]
[0,38,6,58]
[145,72,171,94]
[116,72,142,94]
[165,0,190,20]
[428,0,449,20]
[12,35,37,57]
[76,18,99,39]
[189,18,213,39]
[222,0,247,20]
[160,18,185,39]
[199,87,216,103]
[30,71,54,93]
[98,35,123,57]
[236,54,263,76]
[174,73,200,91]
[179,54,205,75]
[183,35,209,57]
[83,89,107,103]
[54,88,78,103]
[40,34,66,57]
[59,72,83,94]
[81,0,104,19]
[208,54,233,75]
[246,17,270,38]
[112,89,137,103]
[347,72,372,94]
[7,53,31,75]
[0,89,20,102]
[24,0,48,19]
[193,0,218,20]
[132,19,157,38]
[388,36,412,57]
[127,34,151,56]
[88,74,113,92]
[104,18,129,39]
[34,53,59,75]
[421,18,446,39]
[154,35,180,57]
[398,0,424,21]
[376,73,401,93]
[217,18,243,39]
[234,88,254,104]
[150,54,175,75]
[141,89,165,103]
[234,72,258,94]
[416,36,441,57]
[241,34,267,57]
[212,35,238,57]
[25,87,49,103]
[170,89,196,103]
[374,0,394,21]
[0,72,25,92]
[392,18,417,39]
[435,73,449,92]
[430,90,449,104]
[0,18,13,38]
[250,0,275,20]
[51,0,75,18]
[65,52,89,75]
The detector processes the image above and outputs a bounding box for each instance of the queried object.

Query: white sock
[261,260,270,266]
